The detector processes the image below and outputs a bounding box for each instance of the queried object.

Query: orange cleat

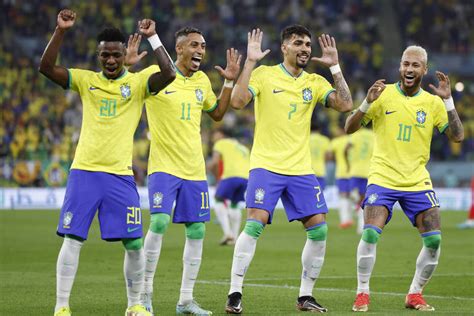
[352,293,370,312]
[405,293,435,311]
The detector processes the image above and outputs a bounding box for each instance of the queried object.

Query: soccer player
[39,9,175,316]
[208,128,250,245]
[330,126,352,228]
[345,127,374,233]
[127,27,242,315]
[225,26,353,313]
[345,46,464,312]
[457,176,474,229]
[309,124,331,190]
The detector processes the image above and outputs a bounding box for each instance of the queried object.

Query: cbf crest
[63,211,73,228]
[254,188,265,204]
[195,89,204,102]
[302,88,313,103]
[153,192,163,208]
[120,83,131,99]
[416,109,427,124]
[367,193,378,204]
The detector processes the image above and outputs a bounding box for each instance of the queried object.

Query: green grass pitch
[1,210,473,315]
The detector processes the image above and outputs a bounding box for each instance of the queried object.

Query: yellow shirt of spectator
[145,67,217,180]
[331,135,350,179]
[362,83,448,191]
[347,128,374,178]
[309,132,330,177]
[248,64,335,175]
[213,138,250,179]
[67,67,151,175]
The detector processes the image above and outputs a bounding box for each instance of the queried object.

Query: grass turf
[0,210,473,315]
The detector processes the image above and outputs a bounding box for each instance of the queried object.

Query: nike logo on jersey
[164,90,176,94]
[89,86,98,90]
[316,202,326,208]
[127,227,141,233]
[198,211,209,217]
[385,110,397,115]
[273,89,284,93]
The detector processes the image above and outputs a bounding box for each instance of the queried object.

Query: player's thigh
[148,172,181,215]
[175,179,210,223]
[58,170,103,240]
[415,207,441,233]
[399,189,441,228]
[245,168,286,224]
[282,174,328,222]
[99,174,142,240]
[362,184,400,228]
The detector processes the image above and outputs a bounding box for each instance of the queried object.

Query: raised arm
[345,79,386,134]
[207,48,242,121]
[137,19,176,94]
[230,29,270,110]
[312,34,352,113]
[429,71,464,143]
[38,9,76,89]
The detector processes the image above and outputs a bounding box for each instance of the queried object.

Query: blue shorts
[362,184,440,226]
[215,177,248,204]
[316,177,326,191]
[246,168,328,224]
[336,178,350,193]
[57,169,142,241]
[350,177,368,195]
[148,172,210,223]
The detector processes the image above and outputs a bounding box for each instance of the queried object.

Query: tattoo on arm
[333,72,352,103]
[446,109,464,142]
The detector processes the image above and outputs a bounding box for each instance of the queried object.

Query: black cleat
[226,292,243,314]
[296,296,328,313]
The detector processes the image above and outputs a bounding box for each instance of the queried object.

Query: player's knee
[361,225,382,244]
[306,223,328,241]
[422,233,441,249]
[149,213,171,234]
[122,237,143,250]
[185,222,206,239]
[243,219,265,239]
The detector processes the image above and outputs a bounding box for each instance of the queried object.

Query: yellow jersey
[248,64,335,175]
[67,68,151,175]
[331,135,350,179]
[213,138,250,179]
[347,128,374,178]
[361,83,448,190]
[145,67,217,180]
[309,132,330,177]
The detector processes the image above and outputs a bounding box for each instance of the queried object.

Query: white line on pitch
[197,280,474,302]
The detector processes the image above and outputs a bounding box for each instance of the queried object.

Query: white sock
[409,246,440,294]
[356,239,377,294]
[143,231,164,294]
[214,201,232,237]
[179,238,203,305]
[357,207,364,235]
[299,239,326,297]
[229,206,242,239]
[124,249,145,307]
[55,238,83,312]
[339,196,352,223]
[229,232,257,294]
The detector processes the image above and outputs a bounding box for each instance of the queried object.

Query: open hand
[311,34,339,67]
[429,71,452,99]
[57,9,76,30]
[215,48,242,80]
[138,19,156,38]
[125,33,148,66]
[366,79,386,103]
[247,29,270,62]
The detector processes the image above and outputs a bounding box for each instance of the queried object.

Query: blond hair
[402,45,428,65]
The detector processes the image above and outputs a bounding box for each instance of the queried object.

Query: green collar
[396,81,422,97]
[279,63,303,79]
[175,63,194,78]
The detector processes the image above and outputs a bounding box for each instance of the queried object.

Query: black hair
[281,24,311,43]
[97,27,126,44]
[175,27,202,40]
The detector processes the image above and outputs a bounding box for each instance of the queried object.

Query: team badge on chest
[120,83,131,99]
[302,88,313,103]
[195,88,204,102]
[416,109,427,124]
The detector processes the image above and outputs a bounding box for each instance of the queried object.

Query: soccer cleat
[405,293,435,311]
[225,292,243,314]
[296,296,328,313]
[176,300,213,315]
[54,307,72,316]
[457,221,474,229]
[125,304,152,316]
[339,221,354,229]
[352,293,370,312]
[141,292,154,314]
[220,236,236,246]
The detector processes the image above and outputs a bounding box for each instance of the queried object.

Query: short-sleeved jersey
[213,138,250,179]
[145,68,217,180]
[331,135,350,179]
[361,83,449,190]
[248,64,335,175]
[67,67,153,175]
[347,128,374,178]
[309,132,330,177]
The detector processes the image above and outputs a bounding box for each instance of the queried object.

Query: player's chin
[296,61,309,69]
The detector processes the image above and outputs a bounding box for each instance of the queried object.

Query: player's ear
[281,43,287,55]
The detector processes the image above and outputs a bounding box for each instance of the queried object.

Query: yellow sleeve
[314,75,335,107]
[213,140,225,154]
[433,96,449,133]
[67,68,92,92]
[248,66,266,98]
[203,75,218,112]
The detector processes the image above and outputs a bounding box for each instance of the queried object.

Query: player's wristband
[359,98,371,113]
[147,34,162,50]
[224,79,234,88]
[443,96,455,111]
[330,64,341,75]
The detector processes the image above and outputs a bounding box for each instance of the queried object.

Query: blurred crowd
[1,0,473,187]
